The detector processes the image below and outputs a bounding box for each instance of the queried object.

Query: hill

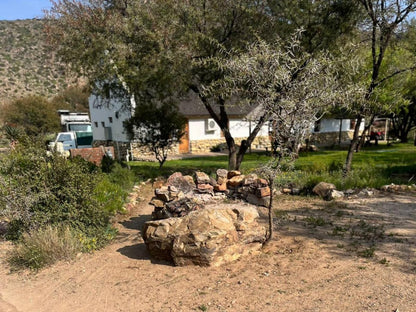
[0,19,83,104]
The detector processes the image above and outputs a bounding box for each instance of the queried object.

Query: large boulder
[142,204,267,266]
[312,182,337,200]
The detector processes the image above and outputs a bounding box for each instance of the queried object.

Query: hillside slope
[0,19,82,103]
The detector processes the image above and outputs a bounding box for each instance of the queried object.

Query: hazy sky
[0,0,52,20]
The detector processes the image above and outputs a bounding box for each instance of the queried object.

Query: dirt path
[1,186,415,312]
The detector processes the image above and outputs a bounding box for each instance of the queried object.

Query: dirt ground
[0,185,415,312]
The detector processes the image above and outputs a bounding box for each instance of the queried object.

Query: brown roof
[177,91,256,118]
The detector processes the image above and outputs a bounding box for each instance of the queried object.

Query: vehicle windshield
[68,124,92,132]
[57,134,72,142]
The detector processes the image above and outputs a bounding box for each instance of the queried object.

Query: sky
[0,0,52,20]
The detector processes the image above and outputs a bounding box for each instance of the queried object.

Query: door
[179,122,190,154]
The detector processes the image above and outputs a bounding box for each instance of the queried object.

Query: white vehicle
[49,131,93,152]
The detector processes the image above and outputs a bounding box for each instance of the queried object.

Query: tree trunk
[265,178,274,243]
[344,116,362,176]
[228,141,238,170]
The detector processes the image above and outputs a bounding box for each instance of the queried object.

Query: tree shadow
[271,193,416,273]
[120,214,152,231]
[116,213,175,266]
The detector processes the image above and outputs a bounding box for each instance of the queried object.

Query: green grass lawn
[129,142,416,191]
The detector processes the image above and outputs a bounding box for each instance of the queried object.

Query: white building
[89,90,364,159]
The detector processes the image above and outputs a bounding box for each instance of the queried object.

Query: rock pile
[312,182,379,200]
[149,170,271,220]
[143,204,267,266]
[381,183,416,193]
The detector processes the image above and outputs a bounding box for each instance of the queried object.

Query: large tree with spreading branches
[47,0,362,170]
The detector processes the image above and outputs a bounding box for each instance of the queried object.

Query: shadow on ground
[271,193,416,273]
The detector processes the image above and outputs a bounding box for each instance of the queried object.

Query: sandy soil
[1,185,415,312]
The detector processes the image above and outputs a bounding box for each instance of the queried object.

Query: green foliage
[1,138,135,269]
[7,225,82,271]
[0,138,129,240]
[1,96,61,136]
[125,102,186,168]
[51,85,90,112]
[357,247,376,258]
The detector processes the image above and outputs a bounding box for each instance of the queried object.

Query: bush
[8,225,82,271]
[1,138,134,269]
[0,96,61,136]
[0,138,118,242]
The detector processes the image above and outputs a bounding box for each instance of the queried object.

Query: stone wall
[190,136,271,154]
[130,142,179,161]
[93,140,130,161]
[309,131,355,146]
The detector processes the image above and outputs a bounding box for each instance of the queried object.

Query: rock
[153,179,165,189]
[167,172,183,185]
[344,189,355,196]
[358,188,374,197]
[256,187,271,198]
[291,188,300,195]
[149,197,165,208]
[327,190,344,200]
[195,171,211,184]
[281,188,291,194]
[155,187,170,202]
[243,174,258,186]
[246,194,270,207]
[142,204,267,266]
[0,220,8,236]
[227,175,245,188]
[197,183,214,194]
[312,182,337,199]
[227,170,241,179]
[152,207,173,220]
[216,169,228,179]
[256,179,269,187]
[166,173,196,194]
[214,183,228,192]
[209,177,218,187]
[217,177,227,185]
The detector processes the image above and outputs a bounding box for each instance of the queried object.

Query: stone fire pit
[142,169,270,266]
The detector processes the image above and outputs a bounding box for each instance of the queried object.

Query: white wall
[89,94,132,142]
[188,118,222,140]
[314,118,365,133]
[189,118,270,141]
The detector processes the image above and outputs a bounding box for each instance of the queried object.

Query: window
[94,122,98,127]
[109,117,113,123]
[57,134,72,142]
[101,122,105,127]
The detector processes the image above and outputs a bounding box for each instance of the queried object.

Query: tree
[211,36,363,241]
[0,96,61,137]
[343,0,416,175]
[124,102,186,168]
[47,0,362,170]
[52,85,90,112]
